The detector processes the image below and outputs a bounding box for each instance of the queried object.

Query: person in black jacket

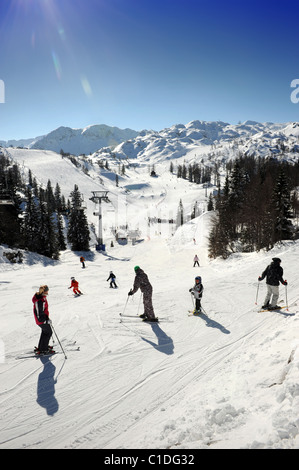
[189,276,204,314]
[128,266,157,321]
[258,258,287,309]
[107,271,117,288]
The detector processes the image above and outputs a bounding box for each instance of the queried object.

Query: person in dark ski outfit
[107,271,117,288]
[128,266,157,321]
[258,258,287,309]
[189,276,204,313]
[32,285,53,355]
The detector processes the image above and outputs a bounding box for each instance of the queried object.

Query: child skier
[193,254,200,267]
[189,276,204,314]
[107,271,117,288]
[32,285,54,355]
[68,277,82,295]
[80,256,85,268]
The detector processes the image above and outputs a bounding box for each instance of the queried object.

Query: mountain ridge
[0,124,140,156]
[1,120,298,162]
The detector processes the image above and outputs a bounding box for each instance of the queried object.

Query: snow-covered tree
[67,184,90,251]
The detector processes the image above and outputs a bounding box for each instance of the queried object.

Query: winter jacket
[131,268,152,295]
[260,260,284,286]
[190,282,204,300]
[70,279,79,289]
[107,272,116,281]
[32,293,49,326]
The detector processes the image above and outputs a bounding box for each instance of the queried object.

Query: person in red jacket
[32,285,53,354]
[68,277,82,295]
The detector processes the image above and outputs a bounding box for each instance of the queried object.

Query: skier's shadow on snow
[141,323,174,355]
[36,356,59,416]
[197,313,230,334]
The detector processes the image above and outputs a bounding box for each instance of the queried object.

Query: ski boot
[193,309,202,315]
[142,316,159,322]
[34,346,56,356]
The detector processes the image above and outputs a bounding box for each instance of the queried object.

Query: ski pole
[51,323,67,360]
[190,292,195,309]
[255,282,260,305]
[137,292,142,316]
[285,282,289,311]
[201,305,207,315]
[122,295,130,316]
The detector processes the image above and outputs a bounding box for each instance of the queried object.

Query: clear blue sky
[0,0,299,140]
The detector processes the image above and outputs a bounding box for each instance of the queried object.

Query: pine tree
[46,179,56,213]
[56,213,67,251]
[23,188,41,252]
[272,169,293,242]
[67,185,90,251]
[38,198,59,259]
[54,182,64,213]
[207,193,214,211]
[176,199,184,228]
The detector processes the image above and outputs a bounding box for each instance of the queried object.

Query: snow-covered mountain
[94,120,299,164]
[1,124,139,156]
[2,120,299,162]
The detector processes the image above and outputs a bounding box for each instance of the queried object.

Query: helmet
[71,277,75,280]
[195,276,201,283]
[134,266,140,273]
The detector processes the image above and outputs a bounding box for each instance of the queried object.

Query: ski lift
[89,190,110,203]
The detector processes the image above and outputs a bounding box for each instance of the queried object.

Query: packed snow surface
[1,234,299,449]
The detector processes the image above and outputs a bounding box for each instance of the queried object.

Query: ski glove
[128,290,133,296]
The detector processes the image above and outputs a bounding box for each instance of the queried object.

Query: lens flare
[81,76,93,97]
[51,50,62,80]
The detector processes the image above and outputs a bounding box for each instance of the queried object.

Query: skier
[258,257,287,310]
[189,276,204,314]
[107,271,117,288]
[32,285,54,355]
[128,266,157,322]
[193,254,200,267]
[68,277,82,295]
[80,256,85,268]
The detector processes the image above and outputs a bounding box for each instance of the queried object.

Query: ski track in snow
[1,239,299,449]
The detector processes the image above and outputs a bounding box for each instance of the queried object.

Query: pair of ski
[258,305,288,313]
[15,342,80,359]
[119,313,161,323]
